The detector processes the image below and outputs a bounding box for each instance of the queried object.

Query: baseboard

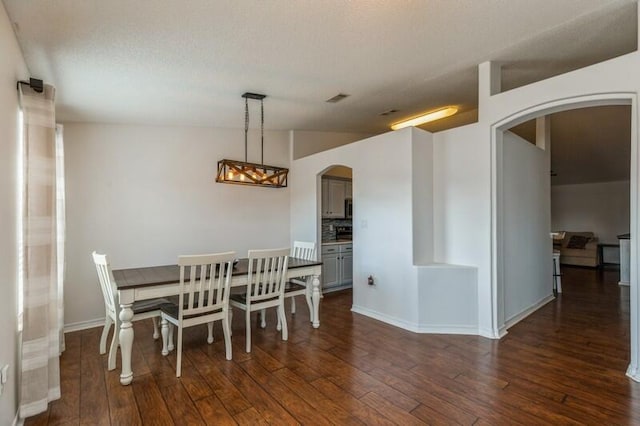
[627,363,640,382]
[64,318,104,333]
[323,284,352,294]
[504,294,555,329]
[478,326,507,339]
[351,304,478,335]
[13,410,23,426]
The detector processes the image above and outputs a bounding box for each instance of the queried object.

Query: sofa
[556,231,599,267]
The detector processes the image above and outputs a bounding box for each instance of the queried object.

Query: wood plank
[159,383,205,425]
[79,329,110,426]
[131,374,174,425]
[194,395,237,426]
[359,392,427,425]
[239,361,339,426]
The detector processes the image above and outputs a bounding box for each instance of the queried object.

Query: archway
[316,164,355,300]
[491,93,639,379]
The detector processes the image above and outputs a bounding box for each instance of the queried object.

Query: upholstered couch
[556,231,599,267]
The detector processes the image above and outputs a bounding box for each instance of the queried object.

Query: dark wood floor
[27,266,640,425]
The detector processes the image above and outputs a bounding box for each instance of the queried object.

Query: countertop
[322,239,352,246]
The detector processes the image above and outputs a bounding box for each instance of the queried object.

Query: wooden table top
[113,257,322,290]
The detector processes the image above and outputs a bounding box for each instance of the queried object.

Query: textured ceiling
[510,106,632,186]
[2,0,637,133]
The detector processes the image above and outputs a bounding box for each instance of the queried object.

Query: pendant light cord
[244,97,249,162]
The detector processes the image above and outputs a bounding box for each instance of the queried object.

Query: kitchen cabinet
[322,178,349,218]
[322,178,346,218]
[322,243,352,291]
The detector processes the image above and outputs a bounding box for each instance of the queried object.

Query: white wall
[291,127,479,332]
[417,265,478,333]
[290,128,421,326]
[412,130,434,265]
[64,123,291,327]
[502,131,552,324]
[290,130,374,160]
[433,122,492,335]
[0,2,29,422]
[552,180,630,244]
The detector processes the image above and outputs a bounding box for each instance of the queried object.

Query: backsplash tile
[322,218,352,241]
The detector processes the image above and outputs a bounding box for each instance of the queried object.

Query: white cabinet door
[322,251,340,288]
[341,250,353,284]
[321,179,330,217]
[328,179,346,218]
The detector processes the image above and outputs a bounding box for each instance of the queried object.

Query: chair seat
[132,298,174,314]
[230,292,282,305]
[284,282,306,294]
[160,302,222,320]
[230,293,247,304]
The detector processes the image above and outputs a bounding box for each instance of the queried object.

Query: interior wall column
[479,61,502,122]
[535,116,550,150]
[482,60,504,339]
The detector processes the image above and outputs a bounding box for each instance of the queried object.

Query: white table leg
[119,303,134,385]
[305,276,313,324]
[311,274,320,328]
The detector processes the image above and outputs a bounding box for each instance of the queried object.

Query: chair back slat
[92,251,118,317]
[178,252,236,319]
[247,248,289,302]
[292,241,316,261]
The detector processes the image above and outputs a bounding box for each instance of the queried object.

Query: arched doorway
[317,165,354,299]
[491,93,640,379]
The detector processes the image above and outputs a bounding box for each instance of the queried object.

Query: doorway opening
[491,94,638,379]
[318,165,354,298]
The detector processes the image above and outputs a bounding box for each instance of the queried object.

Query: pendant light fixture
[216,92,289,188]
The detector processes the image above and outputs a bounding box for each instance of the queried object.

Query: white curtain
[18,84,65,418]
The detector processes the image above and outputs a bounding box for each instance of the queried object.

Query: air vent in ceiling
[326,93,350,103]
[379,109,398,116]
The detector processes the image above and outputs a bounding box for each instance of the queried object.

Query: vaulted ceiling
[3,0,637,184]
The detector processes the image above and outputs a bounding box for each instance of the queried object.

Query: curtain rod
[16,78,44,93]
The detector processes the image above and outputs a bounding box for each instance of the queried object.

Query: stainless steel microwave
[345,198,353,218]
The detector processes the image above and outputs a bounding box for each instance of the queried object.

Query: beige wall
[63,123,292,327]
[290,130,373,160]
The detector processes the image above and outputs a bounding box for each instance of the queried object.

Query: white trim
[620,281,631,286]
[64,318,104,333]
[478,326,507,339]
[504,295,555,329]
[351,304,478,335]
[323,284,352,294]
[13,411,22,426]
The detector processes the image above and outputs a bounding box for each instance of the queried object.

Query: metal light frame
[216,92,289,188]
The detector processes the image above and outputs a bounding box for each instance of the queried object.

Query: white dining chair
[92,251,171,371]
[261,241,317,329]
[288,241,317,313]
[230,248,289,353]
[160,251,236,377]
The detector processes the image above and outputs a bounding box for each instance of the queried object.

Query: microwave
[345,198,353,218]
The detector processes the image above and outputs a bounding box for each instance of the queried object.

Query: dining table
[112,257,323,385]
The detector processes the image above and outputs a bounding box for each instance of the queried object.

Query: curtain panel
[18,84,64,418]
